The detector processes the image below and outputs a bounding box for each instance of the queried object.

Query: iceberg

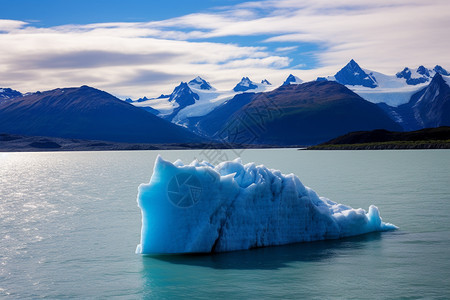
[136,156,397,254]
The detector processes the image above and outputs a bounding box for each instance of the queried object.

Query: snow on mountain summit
[396,66,430,85]
[323,60,449,106]
[396,65,449,85]
[282,74,303,86]
[233,77,258,92]
[128,62,448,124]
[129,75,277,125]
[434,65,450,76]
[0,87,22,102]
[188,76,214,90]
[169,82,199,106]
[334,59,378,88]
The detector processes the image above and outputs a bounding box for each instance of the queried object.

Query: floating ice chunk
[136,156,397,254]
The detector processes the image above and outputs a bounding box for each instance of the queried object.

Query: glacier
[136,156,397,254]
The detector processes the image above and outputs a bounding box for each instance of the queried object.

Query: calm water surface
[1,149,449,299]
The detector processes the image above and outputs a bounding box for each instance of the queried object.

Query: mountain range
[195,80,401,145]
[378,73,450,131]
[1,59,449,147]
[125,60,449,126]
[0,86,202,143]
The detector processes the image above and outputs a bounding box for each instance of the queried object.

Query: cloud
[115,70,183,87]
[151,0,450,71]
[16,51,181,69]
[275,46,299,53]
[0,19,27,32]
[219,56,291,69]
[0,22,287,96]
[0,0,449,98]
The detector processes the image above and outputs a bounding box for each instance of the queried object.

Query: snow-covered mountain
[282,74,303,85]
[0,87,22,102]
[379,73,450,130]
[434,65,450,76]
[169,82,199,108]
[332,59,378,88]
[344,69,426,106]
[127,61,448,132]
[129,76,276,126]
[188,76,214,90]
[405,73,450,129]
[396,65,449,85]
[233,77,258,92]
[327,60,449,106]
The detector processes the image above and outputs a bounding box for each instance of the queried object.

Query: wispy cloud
[0,19,26,31]
[0,21,289,97]
[151,0,450,70]
[275,46,299,53]
[0,0,449,98]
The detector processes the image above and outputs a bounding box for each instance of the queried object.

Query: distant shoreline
[3,131,450,153]
[0,133,302,152]
[305,126,450,150]
[306,140,450,150]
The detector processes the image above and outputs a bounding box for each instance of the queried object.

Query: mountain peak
[0,85,202,143]
[282,74,303,86]
[169,82,199,106]
[261,79,271,85]
[430,72,444,84]
[349,59,358,66]
[397,67,411,76]
[397,71,450,130]
[334,59,377,88]
[188,76,213,90]
[233,77,258,92]
[0,87,22,101]
[434,65,450,76]
[396,66,431,85]
[416,65,430,77]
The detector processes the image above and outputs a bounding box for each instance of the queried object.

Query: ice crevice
[136,156,397,254]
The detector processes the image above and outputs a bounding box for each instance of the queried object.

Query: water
[1,149,449,299]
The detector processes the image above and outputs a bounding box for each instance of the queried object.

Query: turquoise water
[1,149,449,299]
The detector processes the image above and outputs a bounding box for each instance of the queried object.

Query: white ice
[328,69,426,106]
[443,75,450,88]
[353,69,428,106]
[136,156,397,254]
[170,80,276,124]
[130,77,277,123]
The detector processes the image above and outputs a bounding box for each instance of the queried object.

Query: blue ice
[136,156,397,254]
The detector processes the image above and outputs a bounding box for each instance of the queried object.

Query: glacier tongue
[136,156,397,254]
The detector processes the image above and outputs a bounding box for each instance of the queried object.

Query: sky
[0,0,449,98]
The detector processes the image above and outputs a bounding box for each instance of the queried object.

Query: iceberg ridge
[136,156,397,254]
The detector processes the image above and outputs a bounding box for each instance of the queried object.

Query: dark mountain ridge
[334,59,378,88]
[319,126,450,145]
[379,73,450,131]
[0,85,203,143]
[308,126,450,150]
[0,87,22,102]
[195,80,402,145]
